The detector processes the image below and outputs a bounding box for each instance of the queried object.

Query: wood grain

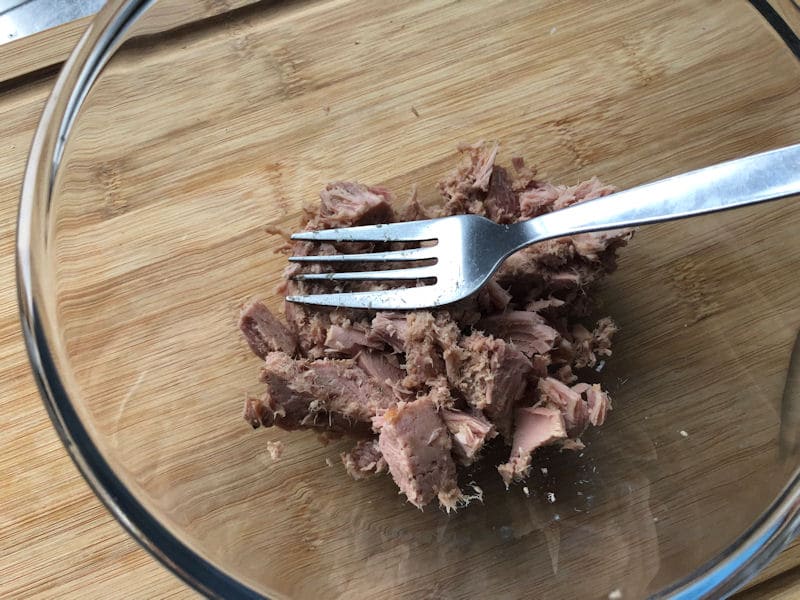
[0,16,93,85]
[0,79,192,598]
[0,0,263,85]
[3,0,800,598]
[739,566,800,599]
[767,0,800,37]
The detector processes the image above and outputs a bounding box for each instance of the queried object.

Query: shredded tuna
[426,377,458,411]
[455,333,532,440]
[538,377,590,438]
[555,364,577,384]
[266,440,285,460]
[476,279,512,313]
[238,141,632,509]
[531,354,551,378]
[441,409,497,465]
[485,166,519,223]
[477,310,559,356]
[367,312,409,353]
[325,321,381,355]
[283,300,331,359]
[342,438,387,479]
[401,312,464,390]
[437,141,499,216]
[398,187,430,221]
[354,350,405,394]
[401,312,447,389]
[307,181,395,230]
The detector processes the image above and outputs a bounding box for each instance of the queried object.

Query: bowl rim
[14,0,800,598]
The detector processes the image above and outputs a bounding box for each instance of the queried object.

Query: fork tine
[293,266,436,281]
[286,286,446,310]
[290,219,439,242]
[289,246,437,263]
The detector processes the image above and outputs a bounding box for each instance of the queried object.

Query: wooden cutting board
[2,1,800,598]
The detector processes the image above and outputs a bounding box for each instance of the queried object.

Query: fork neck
[505,202,610,255]
[504,217,552,255]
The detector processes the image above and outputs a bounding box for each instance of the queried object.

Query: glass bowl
[16,1,800,597]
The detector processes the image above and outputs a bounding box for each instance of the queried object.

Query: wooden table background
[2,2,800,598]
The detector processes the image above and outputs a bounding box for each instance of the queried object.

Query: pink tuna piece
[498,406,567,486]
[378,397,461,510]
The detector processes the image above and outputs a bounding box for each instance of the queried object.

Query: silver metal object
[288,143,800,310]
[0,0,103,46]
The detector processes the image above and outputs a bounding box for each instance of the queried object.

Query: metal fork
[287,144,800,310]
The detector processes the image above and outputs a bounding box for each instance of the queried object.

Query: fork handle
[516,143,800,247]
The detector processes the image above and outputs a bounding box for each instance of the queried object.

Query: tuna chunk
[247,352,395,433]
[531,354,551,378]
[355,350,405,396]
[557,317,619,370]
[398,189,431,221]
[572,229,633,262]
[593,317,617,351]
[497,406,567,486]
[485,166,519,223]
[367,312,409,353]
[402,312,447,389]
[378,396,461,510]
[244,394,272,429]
[518,176,616,220]
[476,279,512,313]
[342,438,387,479]
[477,310,559,356]
[370,311,466,392]
[538,377,590,438]
[401,312,464,390]
[239,300,297,358]
[510,155,537,191]
[518,183,560,218]
[536,378,612,437]
[325,322,381,355]
[283,300,331,359]
[441,409,497,465]
[426,377,458,410]
[437,141,499,215]
[455,333,532,438]
[526,296,566,313]
[586,384,611,426]
[309,181,395,229]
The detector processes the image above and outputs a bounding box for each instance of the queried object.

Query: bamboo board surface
[3,1,800,598]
